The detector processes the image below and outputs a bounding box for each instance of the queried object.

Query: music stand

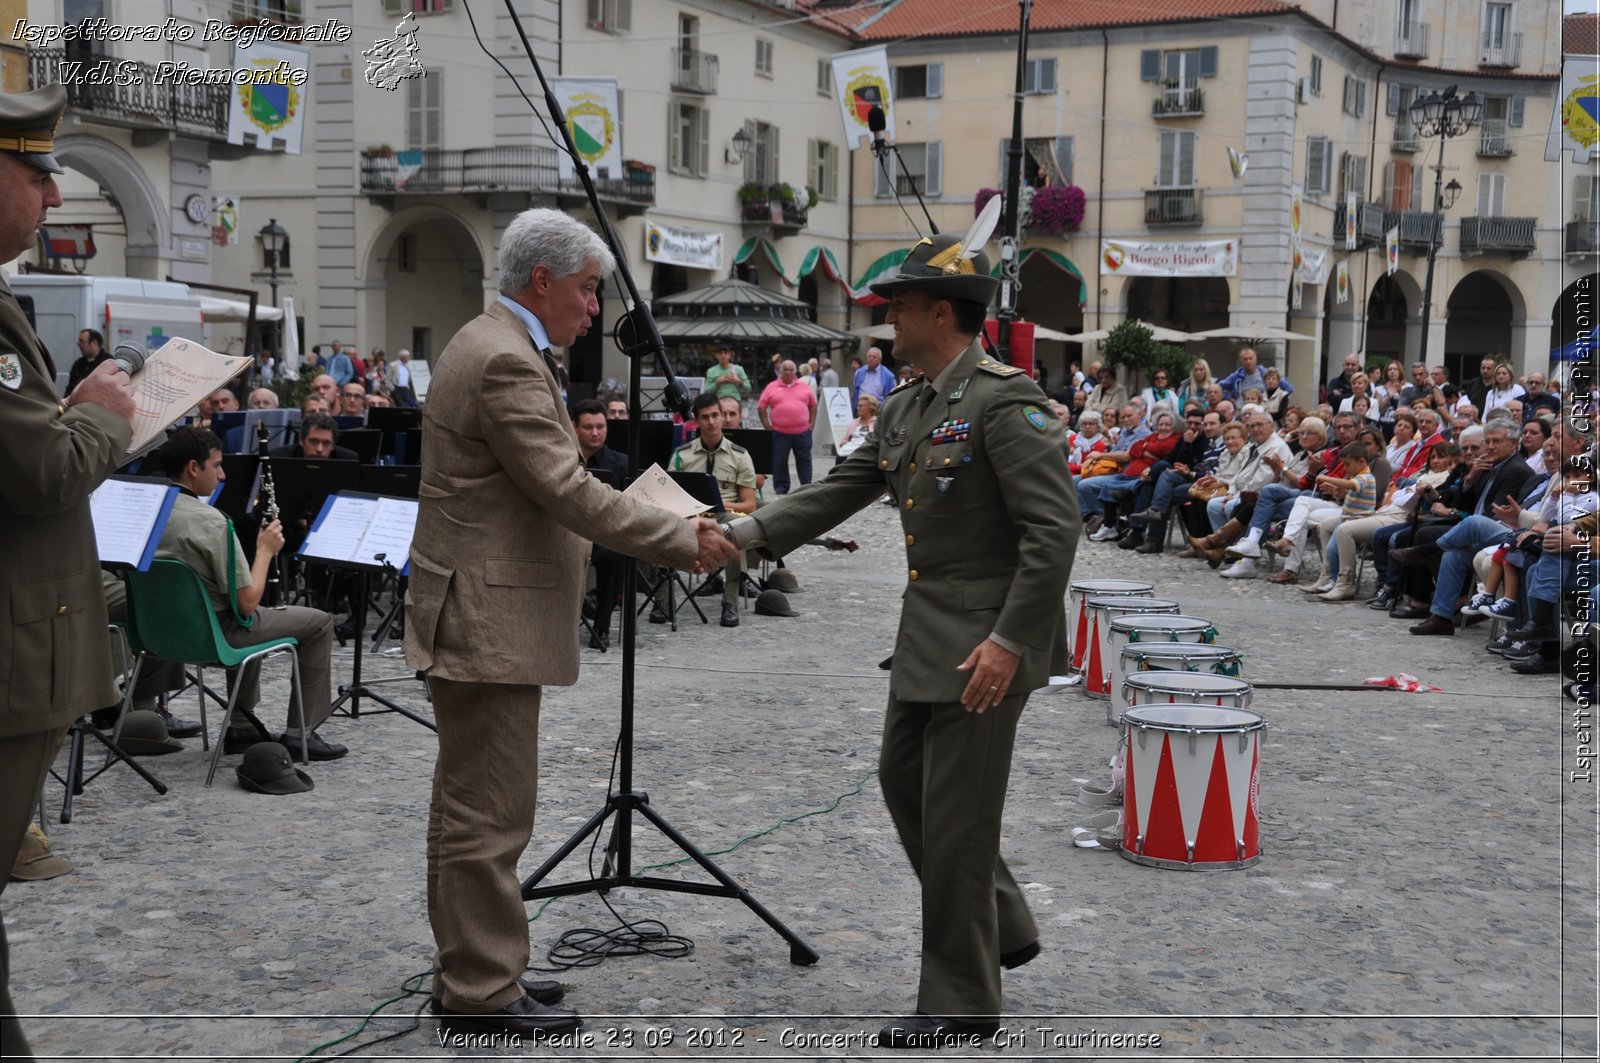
[338,428,383,464]
[366,407,422,461]
[300,491,433,731]
[357,466,421,652]
[634,472,720,630]
[725,428,774,476]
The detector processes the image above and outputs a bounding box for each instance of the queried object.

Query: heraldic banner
[1099,239,1238,278]
[1546,55,1599,164]
[552,78,623,181]
[226,42,308,154]
[831,46,895,152]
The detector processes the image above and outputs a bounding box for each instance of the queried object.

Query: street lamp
[1408,86,1481,363]
[259,218,286,367]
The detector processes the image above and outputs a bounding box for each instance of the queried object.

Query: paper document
[125,337,253,456]
[300,492,419,572]
[624,462,710,518]
[90,476,179,570]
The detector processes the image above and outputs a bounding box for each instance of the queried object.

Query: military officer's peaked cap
[0,84,67,174]
[867,233,999,308]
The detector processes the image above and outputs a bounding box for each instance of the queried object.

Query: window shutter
[667,102,681,172]
[1199,46,1218,78]
[696,108,709,176]
[1056,135,1074,185]
[1477,173,1506,217]
[1411,158,1424,208]
[1179,132,1195,186]
[1046,59,1059,93]
[743,119,757,183]
[770,125,780,185]
[1307,137,1327,193]
[925,142,942,197]
[999,138,1012,188]
[926,63,943,99]
[1343,76,1353,112]
[1357,81,1367,116]
[1355,155,1368,197]
[1141,49,1161,81]
[827,142,839,201]
[616,0,631,31]
[406,78,422,148]
[1386,84,1400,116]
[1509,96,1524,127]
[426,73,442,149]
[1158,131,1175,186]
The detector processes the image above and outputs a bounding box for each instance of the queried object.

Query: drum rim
[1122,672,1254,694]
[1070,579,1155,593]
[1107,614,1215,633]
[1085,596,1182,611]
[1122,644,1242,661]
[1118,702,1266,731]
[1119,848,1261,871]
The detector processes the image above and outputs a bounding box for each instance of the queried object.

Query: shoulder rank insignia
[1022,405,1048,432]
[977,360,1023,378]
[0,352,21,391]
[887,376,921,397]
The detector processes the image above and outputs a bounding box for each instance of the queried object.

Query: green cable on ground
[295,770,878,1058]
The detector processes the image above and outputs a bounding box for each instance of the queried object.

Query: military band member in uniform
[671,391,758,627]
[0,84,135,1058]
[726,231,1079,1048]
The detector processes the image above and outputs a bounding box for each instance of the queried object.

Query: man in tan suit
[405,208,736,1040]
[0,85,134,1058]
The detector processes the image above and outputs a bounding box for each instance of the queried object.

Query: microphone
[867,105,887,159]
[112,344,145,375]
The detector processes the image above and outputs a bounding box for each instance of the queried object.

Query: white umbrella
[1190,325,1316,342]
[850,323,896,341]
[198,295,284,322]
[1065,320,1194,344]
[281,295,300,377]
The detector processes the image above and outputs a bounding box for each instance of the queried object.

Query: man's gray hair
[1484,407,1516,427]
[1459,425,1485,445]
[1483,420,1514,441]
[497,208,615,296]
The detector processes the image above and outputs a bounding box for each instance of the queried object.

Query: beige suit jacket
[404,302,697,686]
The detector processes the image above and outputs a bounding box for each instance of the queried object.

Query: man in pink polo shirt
[758,359,818,494]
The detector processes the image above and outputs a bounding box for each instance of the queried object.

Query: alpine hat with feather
[868,196,1002,308]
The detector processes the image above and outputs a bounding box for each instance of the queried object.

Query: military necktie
[918,383,937,412]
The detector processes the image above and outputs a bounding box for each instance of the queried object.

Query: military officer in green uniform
[671,390,757,627]
[0,84,135,1058]
[726,232,1079,1048]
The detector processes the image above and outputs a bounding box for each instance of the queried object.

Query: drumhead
[1123,643,1242,667]
[1121,703,1265,731]
[1108,614,1215,636]
[1070,579,1154,595]
[1086,596,1181,613]
[1124,672,1253,697]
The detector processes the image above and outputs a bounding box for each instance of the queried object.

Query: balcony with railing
[1459,216,1536,256]
[1391,120,1419,152]
[1151,84,1203,118]
[1394,22,1430,59]
[1480,32,1521,68]
[1477,119,1513,157]
[671,48,719,94]
[1333,201,1387,248]
[358,147,654,212]
[1567,219,1599,256]
[738,185,809,234]
[1144,188,1203,226]
[28,47,228,140]
[1382,209,1443,251]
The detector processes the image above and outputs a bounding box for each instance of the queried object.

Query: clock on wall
[184,194,209,225]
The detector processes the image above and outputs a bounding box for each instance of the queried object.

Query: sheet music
[299,493,418,571]
[624,462,709,518]
[90,478,175,568]
[126,337,253,456]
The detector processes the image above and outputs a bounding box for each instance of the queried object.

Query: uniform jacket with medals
[404,301,696,687]
[0,275,130,736]
[750,342,1079,702]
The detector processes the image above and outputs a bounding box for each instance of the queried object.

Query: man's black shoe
[1127,508,1164,526]
[587,630,608,652]
[1134,538,1165,554]
[1409,614,1454,636]
[1001,941,1040,969]
[333,619,357,645]
[697,572,725,597]
[222,728,260,755]
[878,1014,999,1050]
[430,977,564,1011]
[1486,632,1516,655]
[648,603,671,625]
[434,993,581,1039]
[1510,651,1558,674]
[1499,639,1538,661]
[157,708,203,739]
[1390,605,1430,620]
[90,706,121,730]
[1117,531,1146,550]
[1366,586,1397,610]
[720,602,739,628]
[276,731,349,761]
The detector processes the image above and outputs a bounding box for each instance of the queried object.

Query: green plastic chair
[121,559,305,786]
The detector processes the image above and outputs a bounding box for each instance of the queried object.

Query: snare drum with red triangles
[1081,597,1179,700]
[1104,615,1220,723]
[1067,579,1153,675]
[1120,703,1265,870]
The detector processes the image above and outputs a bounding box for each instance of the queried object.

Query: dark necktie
[918,384,937,413]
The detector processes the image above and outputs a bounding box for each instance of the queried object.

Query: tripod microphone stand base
[520,789,821,967]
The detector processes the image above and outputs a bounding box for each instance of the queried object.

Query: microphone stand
[499,0,817,967]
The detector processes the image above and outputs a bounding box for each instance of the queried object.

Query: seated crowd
[1057,349,1594,690]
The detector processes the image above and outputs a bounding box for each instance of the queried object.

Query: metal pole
[1417,138,1445,365]
[995,0,1033,366]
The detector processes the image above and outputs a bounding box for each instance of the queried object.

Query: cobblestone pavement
[9,499,1596,1061]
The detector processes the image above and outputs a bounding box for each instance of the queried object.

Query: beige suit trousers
[425,677,541,1013]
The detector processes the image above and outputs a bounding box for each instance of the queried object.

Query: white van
[8,274,206,393]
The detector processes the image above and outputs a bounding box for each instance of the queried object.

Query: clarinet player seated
[152,428,347,761]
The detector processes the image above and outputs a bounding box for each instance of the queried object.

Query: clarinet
[256,422,283,600]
